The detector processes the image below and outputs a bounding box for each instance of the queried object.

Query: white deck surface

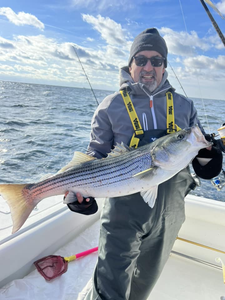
[151,254,225,300]
[0,220,224,300]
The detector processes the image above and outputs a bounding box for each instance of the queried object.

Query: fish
[0,125,211,233]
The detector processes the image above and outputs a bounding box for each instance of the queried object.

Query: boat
[0,194,225,299]
[0,1,225,299]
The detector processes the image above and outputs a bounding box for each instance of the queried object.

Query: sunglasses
[133,56,165,67]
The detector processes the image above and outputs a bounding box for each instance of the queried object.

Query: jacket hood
[119,66,174,97]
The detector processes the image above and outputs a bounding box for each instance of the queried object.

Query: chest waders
[120,88,181,148]
[79,90,195,300]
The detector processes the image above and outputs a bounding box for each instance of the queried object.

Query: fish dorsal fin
[141,186,158,208]
[57,152,96,174]
[40,173,55,181]
[107,142,131,158]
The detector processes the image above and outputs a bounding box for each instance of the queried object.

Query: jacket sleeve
[67,96,115,214]
[189,100,205,133]
[86,96,114,159]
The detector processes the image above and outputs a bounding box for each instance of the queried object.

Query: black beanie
[128,28,168,68]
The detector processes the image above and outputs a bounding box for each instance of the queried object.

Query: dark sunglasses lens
[134,57,147,67]
[151,57,163,67]
[134,56,164,67]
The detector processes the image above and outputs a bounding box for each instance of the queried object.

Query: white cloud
[216,0,225,15]
[183,55,225,71]
[82,14,129,47]
[0,64,14,71]
[0,32,121,89]
[160,28,211,56]
[168,55,225,92]
[0,7,44,30]
[70,0,161,12]
[0,11,224,97]
[70,0,135,11]
[0,37,15,49]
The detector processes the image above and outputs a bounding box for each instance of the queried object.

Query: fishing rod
[199,0,225,190]
[178,0,225,190]
[199,0,225,47]
[72,46,99,106]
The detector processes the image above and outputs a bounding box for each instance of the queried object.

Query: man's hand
[64,191,98,215]
[192,145,223,180]
[76,192,91,204]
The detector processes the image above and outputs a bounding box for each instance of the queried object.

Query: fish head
[151,125,212,170]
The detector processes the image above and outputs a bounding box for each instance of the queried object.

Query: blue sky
[0,0,225,100]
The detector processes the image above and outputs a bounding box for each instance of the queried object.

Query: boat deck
[151,252,224,300]
[0,220,224,300]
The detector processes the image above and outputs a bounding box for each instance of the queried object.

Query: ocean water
[0,80,224,205]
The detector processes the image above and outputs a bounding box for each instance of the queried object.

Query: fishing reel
[206,123,225,153]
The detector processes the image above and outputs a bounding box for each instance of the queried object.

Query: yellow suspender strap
[120,90,144,148]
[166,91,181,133]
[121,90,182,148]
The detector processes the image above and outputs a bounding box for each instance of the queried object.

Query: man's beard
[139,71,157,92]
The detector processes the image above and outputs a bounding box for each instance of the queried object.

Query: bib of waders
[120,89,181,148]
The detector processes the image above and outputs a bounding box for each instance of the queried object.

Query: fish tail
[0,184,36,233]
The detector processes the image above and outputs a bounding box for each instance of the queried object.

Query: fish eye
[177,134,185,140]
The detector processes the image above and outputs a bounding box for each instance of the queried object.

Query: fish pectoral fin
[141,186,158,208]
[133,167,154,178]
[57,152,96,174]
[107,142,131,157]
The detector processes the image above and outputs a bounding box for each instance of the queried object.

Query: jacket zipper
[141,86,169,130]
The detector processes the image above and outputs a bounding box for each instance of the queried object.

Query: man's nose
[143,60,154,71]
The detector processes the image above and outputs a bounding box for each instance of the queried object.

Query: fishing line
[168,62,188,98]
[168,0,189,98]
[196,78,211,132]
[177,0,211,132]
[178,0,188,33]
[72,46,99,106]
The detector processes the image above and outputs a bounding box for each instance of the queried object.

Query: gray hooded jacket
[87,67,201,158]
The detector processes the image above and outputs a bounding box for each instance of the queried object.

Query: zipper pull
[150,95,153,108]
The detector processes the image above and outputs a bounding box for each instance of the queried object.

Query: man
[66,28,222,300]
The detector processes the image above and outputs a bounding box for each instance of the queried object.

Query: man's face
[129,50,165,92]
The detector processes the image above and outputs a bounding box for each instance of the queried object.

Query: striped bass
[0,125,211,233]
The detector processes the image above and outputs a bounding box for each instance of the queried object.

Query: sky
[0,0,225,100]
